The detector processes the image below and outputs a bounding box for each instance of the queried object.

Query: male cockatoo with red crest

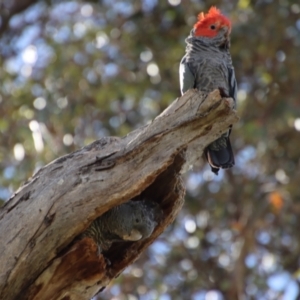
[180,6,237,175]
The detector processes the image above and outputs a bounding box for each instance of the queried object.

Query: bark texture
[0,90,238,300]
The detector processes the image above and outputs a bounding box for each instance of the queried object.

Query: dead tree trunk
[0,90,238,300]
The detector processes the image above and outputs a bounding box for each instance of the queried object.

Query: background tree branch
[0,0,40,37]
[0,90,238,300]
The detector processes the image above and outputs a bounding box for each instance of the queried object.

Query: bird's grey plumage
[180,28,237,174]
[81,200,162,254]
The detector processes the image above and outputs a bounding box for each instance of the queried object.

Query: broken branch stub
[0,90,238,300]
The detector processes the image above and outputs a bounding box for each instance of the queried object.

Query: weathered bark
[0,90,238,300]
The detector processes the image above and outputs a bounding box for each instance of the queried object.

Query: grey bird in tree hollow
[179,6,237,175]
[81,200,162,254]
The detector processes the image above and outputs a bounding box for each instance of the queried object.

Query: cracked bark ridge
[0,90,239,300]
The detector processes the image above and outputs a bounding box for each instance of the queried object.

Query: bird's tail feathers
[204,138,234,175]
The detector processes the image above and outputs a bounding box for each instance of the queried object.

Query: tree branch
[0,90,239,300]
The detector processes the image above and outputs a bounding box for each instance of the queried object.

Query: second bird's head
[193,6,231,40]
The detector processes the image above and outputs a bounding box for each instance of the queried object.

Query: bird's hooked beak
[221,25,231,38]
[123,229,143,241]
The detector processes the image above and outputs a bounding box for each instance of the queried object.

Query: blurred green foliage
[1,0,300,299]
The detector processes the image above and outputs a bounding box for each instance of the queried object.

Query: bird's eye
[210,25,216,30]
[135,218,140,223]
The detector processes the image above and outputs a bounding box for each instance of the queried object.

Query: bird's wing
[179,55,195,95]
[228,67,237,108]
[226,66,237,137]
